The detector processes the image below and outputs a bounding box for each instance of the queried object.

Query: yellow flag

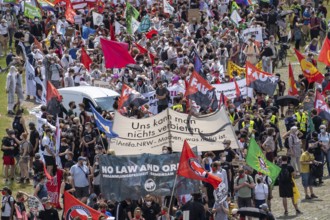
[292,178,300,204]
[256,60,263,71]
[227,61,245,78]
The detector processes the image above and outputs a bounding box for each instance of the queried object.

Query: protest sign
[143,84,185,115]
[242,27,263,42]
[99,153,199,201]
[213,79,253,100]
[110,107,238,155]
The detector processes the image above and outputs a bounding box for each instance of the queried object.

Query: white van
[58,86,119,115]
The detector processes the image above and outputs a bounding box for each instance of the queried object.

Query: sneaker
[284,211,288,216]
[311,194,318,199]
[305,195,312,200]
[296,209,303,215]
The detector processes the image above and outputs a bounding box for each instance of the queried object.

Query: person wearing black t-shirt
[82,122,97,164]
[1,129,17,181]
[38,197,59,220]
[29,122,39,174]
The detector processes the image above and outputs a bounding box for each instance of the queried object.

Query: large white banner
[242,27,263,42]
[110,107,238,155]
[213,79,253,100]
[143,84,185,115]
[25,62,36,97]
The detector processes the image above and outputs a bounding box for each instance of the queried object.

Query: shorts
[237,197,252,208]
[44,155,56,167]
[3,156,15,166]
[75,186,89,199]
[301,172,313,188]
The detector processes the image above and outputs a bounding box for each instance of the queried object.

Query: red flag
[34,37,43,52]
[64,191,102,220]
[100,38,135,68]
[233,78,240,98]
[315,90,330,121]
[118,84,147,109]
[318,37,330,66]
[46,81,62,103]
[135,43,156,64]
[323,83,330,96]
[43,165,62,209]
[146,29,158,39]
[245,61,272,86]
[135,43,148,54]
[219,92,228,108]
[96,0,105,13]
[288,63,298,96]
[177,140,222,189]
[184,71,214,97]
[80,47,92,70]
[65,1,76,24]
[294,48,324,83]
[110,22,116,41]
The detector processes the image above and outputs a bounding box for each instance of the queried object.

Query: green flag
[24,2,42,19]
[125,2,140,34]
[246,138,281,184]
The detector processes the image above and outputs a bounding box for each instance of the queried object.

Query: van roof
[59,86,119,99]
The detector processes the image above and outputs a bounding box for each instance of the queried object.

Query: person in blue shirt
[68,43,78,60]
[302,6,311,42]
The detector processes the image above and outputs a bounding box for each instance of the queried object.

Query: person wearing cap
[38,197,60,220]
[1,186,14,220]
[234,168,255,209]
[1,129,17,182]
[134,77,154,94]
[70,156,90,202]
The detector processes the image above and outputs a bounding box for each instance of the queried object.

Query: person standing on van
[156,81,169,113]
[79,103,89,125]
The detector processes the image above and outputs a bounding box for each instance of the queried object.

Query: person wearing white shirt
[0,19,9,56]
[254,177,269,208]
[61,53,74,70]
[42,128,55,175]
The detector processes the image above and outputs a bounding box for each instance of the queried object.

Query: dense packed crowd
[1,0,330,219]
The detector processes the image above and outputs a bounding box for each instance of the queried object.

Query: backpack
[161,49,169,61]
[236,174,253,186]
[278,166,291,184]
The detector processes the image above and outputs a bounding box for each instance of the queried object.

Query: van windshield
[94,96,118,112]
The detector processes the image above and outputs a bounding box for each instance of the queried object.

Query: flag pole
[168,174,178,214]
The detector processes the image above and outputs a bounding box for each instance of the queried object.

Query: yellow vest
[229,113,235,123]
[295,112,307,132]
[242,120,255,133]
[172,104,183,112]
[270,115,277,125]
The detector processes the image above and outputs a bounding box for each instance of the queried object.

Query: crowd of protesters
[1,0,330,219]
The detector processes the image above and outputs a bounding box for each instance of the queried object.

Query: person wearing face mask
[1,186,14,220]
[42,128,56,175]
[133,207,145,220]
[30,18,44,41]
[260,40,274,73]
[157,207,174,220]
[243,37,259,65]
[38,197,60,220]
[70,157,90,203]
[294,106,308,148]
[318,124,330,176]
[262,128,276,162]
[300,145,320,199]
[82,122,97,164]
[234,168,255,210]
[141,195,161,220]
[228,104,240,126]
